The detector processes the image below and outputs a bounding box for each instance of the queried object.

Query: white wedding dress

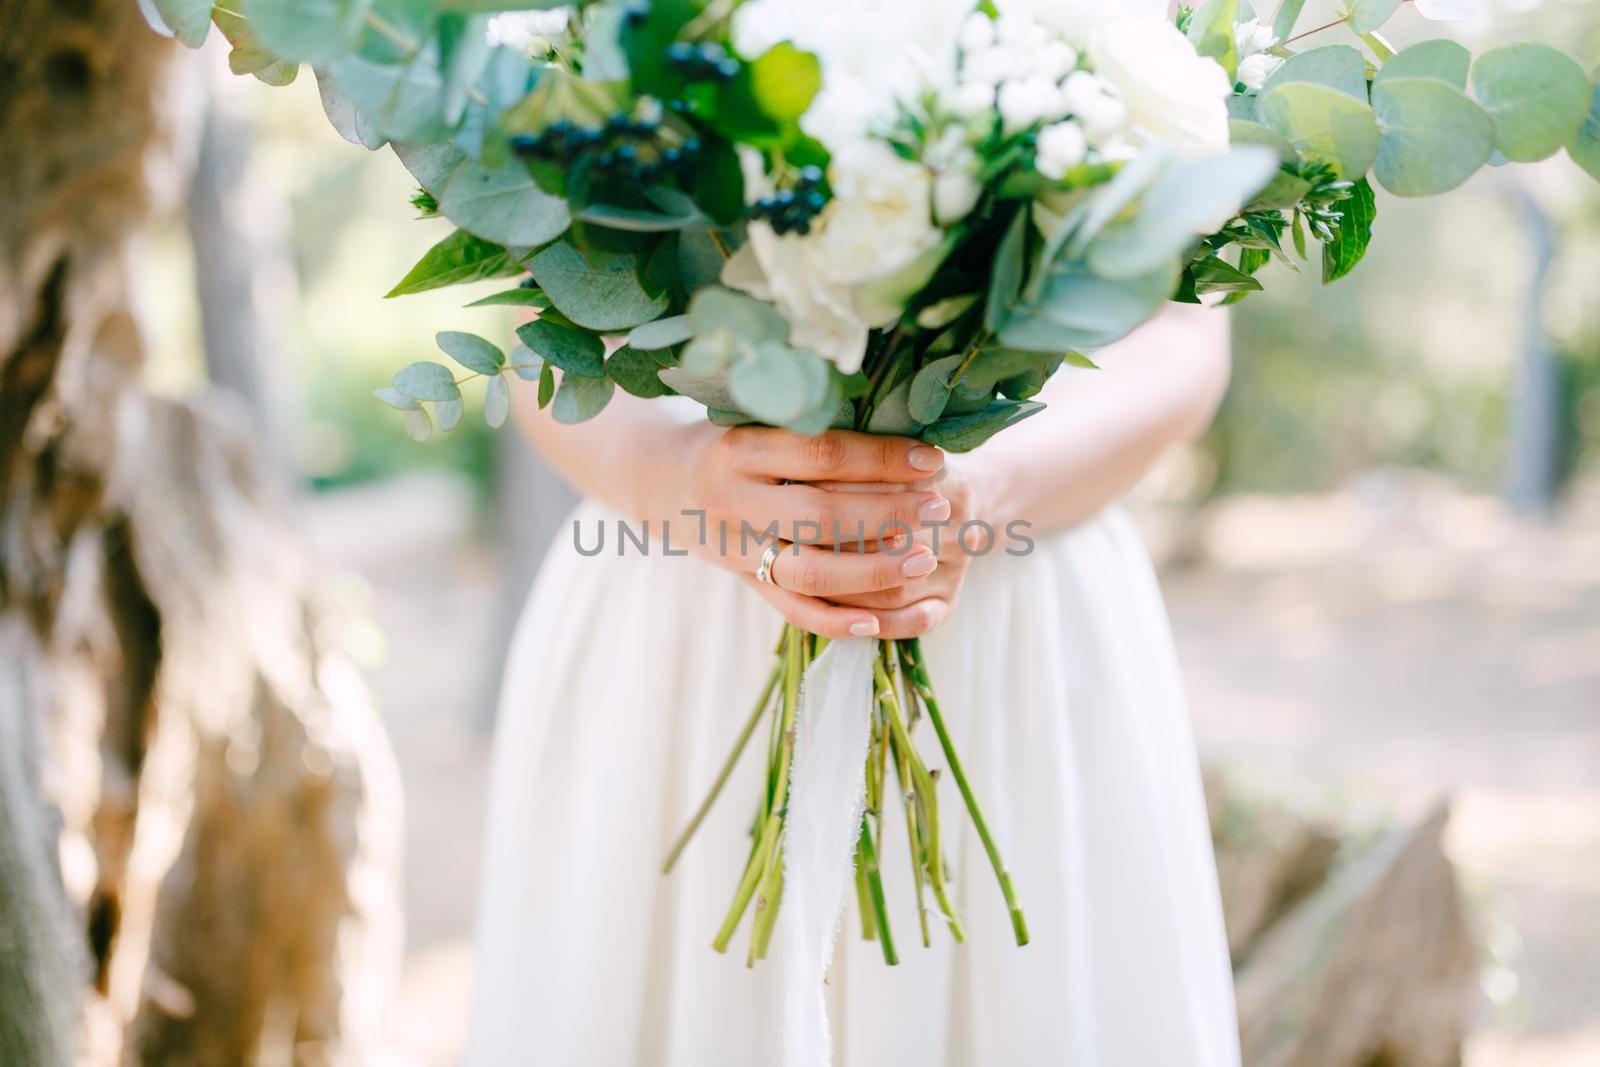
[463,457,1241,1066]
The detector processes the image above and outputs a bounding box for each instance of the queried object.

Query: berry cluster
[749,166,828,236]
[665,41,741,82]
[512,115,702,182]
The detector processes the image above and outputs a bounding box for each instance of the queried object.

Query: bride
[463,302,1240,1066]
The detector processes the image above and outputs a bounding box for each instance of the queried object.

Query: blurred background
[120,2,1600,1064]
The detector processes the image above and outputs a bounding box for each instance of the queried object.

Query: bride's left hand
[822,456,988,639]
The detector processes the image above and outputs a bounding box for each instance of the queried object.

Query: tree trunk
[0,5,401,1065]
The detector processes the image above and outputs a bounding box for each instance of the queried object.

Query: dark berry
[510,133,541,157]
[615,143,638,163]
[797,165,824,187]
[714,57,741,80]
[681,137,702,156]
[597,151,616,169]
[666,42,697,65]
[803,191,827,212]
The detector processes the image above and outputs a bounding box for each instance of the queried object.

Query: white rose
[1236,52,1283,91]
[998,76,1067,134]
[996,0,1168,46]
[1087,18,1231,150]
[962,46,1018,86]
[958,11,995,52]
[1035,120,1088,179]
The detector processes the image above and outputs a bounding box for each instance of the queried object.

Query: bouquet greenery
[144,0,1598,973]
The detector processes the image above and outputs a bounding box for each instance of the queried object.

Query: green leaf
[528,242,671,331]
[465,288,548,308]
[391,141,468,196]
[606,346,675,398]
[1271,0,1310,43]
[961,348,1059,394]
[551,373,615,424]
[692,138,748,227]
[715,42,822,142]
[984,209,1029,333]
[1262,45,1369,101]
[484,374,511,429]
[436,330,504,375]
[1088,147,1279,279]
[316,69,385,147]
[1321,177,1376,283]
[439,13,490,126]
[730,343,821,425]
[153,0,213,47]
[1344,0,1400,35]
[657,366,738,411]
[1260,80,1381,179]
[393,361,460,402]
[507,343,542,381]
[373,386,419,410]
[514,318,605,377]
[688,287,788,343]
[404,406,433,442]
[1190,255,1266,295]
[326,50,448,143]
[1471,44,1592,163]
[386,229,523,297]
[1375,39,1470,90]
[537,361,556,407]
[435,396,464,431]
[1568,82,1600,183]
[865,380,921,436]
[627,315,693,351]
[920,400,1045,453]
[244,0,368,64]
[1187,0,1240,80]
[1371,78,1495,196]
[1001,257,1180,353]
[908,353,968,425]
[438,161,571,247]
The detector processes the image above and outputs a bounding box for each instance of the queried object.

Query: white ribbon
[780,636,877,1067]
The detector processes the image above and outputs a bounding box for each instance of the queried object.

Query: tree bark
[0,4,401,1065]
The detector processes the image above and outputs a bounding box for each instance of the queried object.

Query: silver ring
[755,542,782,585]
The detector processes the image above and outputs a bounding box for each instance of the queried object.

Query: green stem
[899,639,1029,947]
[856,815,898,965]
[662,663,781,874]
[713,813,779,952]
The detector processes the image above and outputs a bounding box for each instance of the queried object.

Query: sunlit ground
[302,470,1600,1067]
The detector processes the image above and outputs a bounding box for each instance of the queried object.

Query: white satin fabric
[463,499,1240,1067]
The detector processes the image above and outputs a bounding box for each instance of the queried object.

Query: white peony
[1035,121,1088,179]
[995,0,1168,47]
[1087,19,1231,151]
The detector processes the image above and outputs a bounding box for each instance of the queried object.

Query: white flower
[943,80,997,119]
[962,46,1018,86]
[1061,71,1126,143]
[958,11,995,52]
[998,76,1068,134]
[1236,52,1283,91]
[995,14,1049,50]
[1035,121,1088,179]
[1087,18,1231,150]
[1033,40,1080,81]
[1234,18,1277,58]
[995,0,1169,47]
[933,171,982,223]
[485,8,571,52]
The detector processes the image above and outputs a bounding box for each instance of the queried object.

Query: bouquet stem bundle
[663,627,1028,965]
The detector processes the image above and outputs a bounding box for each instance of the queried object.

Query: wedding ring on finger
[755,541,783,586]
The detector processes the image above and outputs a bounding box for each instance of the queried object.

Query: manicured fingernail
[918,496,950,523]
[902,551,937,578]
[849,618,880,637]
[909,445,945,472]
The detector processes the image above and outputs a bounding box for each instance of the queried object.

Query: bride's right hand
[678,425,951,639]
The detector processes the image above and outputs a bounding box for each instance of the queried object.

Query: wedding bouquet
[147,0,1597,1000]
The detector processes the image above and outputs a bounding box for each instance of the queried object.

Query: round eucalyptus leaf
[247,0,370,66]
[1471,44,1591,163]
[528,243,670,331]
[658,366,738,412]
[403,406,433,442]
[484,374,512,429]
[1261,44,1368,101]
[687,287,789,344]
[436,330,505,375]
[374,387,419,411]
[393,360,461,402]
[1375,39,1469,90]
[1568,82,1600,183]
[626,315,693,351]
[551,373,615,425]
[435,396,464,432]
[730,343,814,425]
[1000,257,1179,353]
[865,380,921,436]
[1260,80,1381,179]
[439,161,571,248]
[1346,0,1401,36]
[908,353,968,425]
[327,51,448,143]
[1372,77,1495,196]
[153,0,214,47]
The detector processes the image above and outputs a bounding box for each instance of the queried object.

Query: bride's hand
[680,425,950,639]
[822,456,986,639]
